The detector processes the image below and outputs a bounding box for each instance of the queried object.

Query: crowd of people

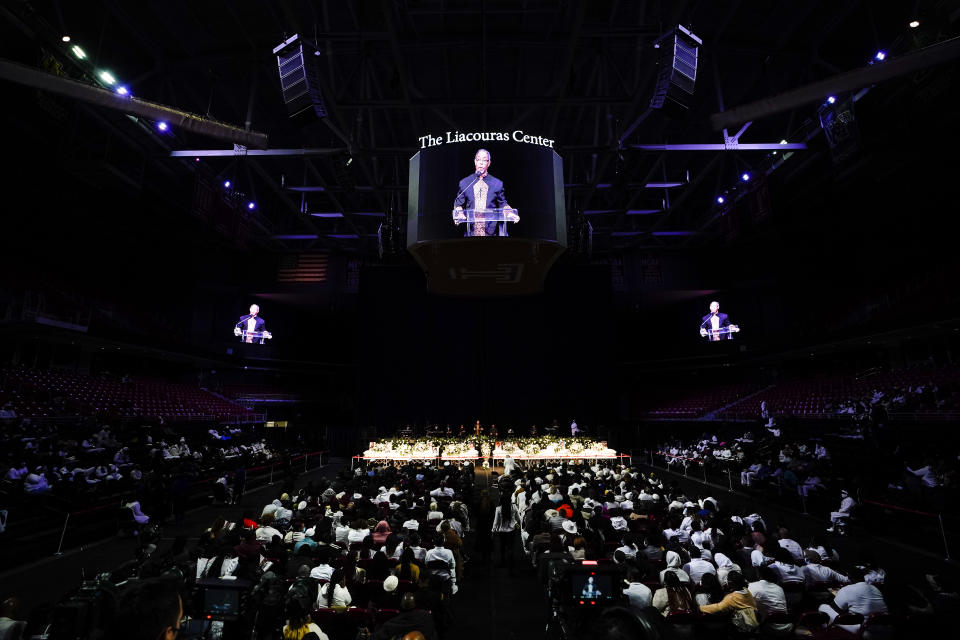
[159,461,475,639]
[655,418,957,524]
[490,457,956,637]
[2,434,958,639]
[0,417,276,532]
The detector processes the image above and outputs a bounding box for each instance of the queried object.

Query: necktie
[473,178,489,236]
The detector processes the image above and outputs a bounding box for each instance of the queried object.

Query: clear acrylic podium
[453,207,520,236]
[233,328,273,344]
[700,325,740,341]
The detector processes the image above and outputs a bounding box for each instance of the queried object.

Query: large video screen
[407,135,566,245]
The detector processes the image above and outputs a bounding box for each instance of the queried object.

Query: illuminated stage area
[356,436,623,466]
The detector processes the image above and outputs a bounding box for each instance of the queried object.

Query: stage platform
[353,435,625,467]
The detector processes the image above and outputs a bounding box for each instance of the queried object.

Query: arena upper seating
[0,366,254,421]
[637,365,959,421]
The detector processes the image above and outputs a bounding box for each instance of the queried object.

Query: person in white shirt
[776,530,804,562]
[819,568,887,632]
[407,533,427,563]
[827,489,855,532]
[741,463,762,487]
[769,548,805,585]
[426,503,445,523]
[429,484,455,498]
[660,550,691,584]
[492,492,521,572]
[255,519,282,543]
[684,550,718,585]
[503,454,517,477]
[310,559,334,581]
[615,535,639,560]
[126,501,150,524]
[623,567,653,612]
[316,568,352,608]
[24,468,51,494]
[713,553,742,588]
[906,462,940,488]
[424,535,458,592]
[347,520,370,544]
[334,521,352,545]
[748,566,790,629]
[800,550,849,586]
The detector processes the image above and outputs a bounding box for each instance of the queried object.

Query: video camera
[561,561,623,607]
[544,559,627,640]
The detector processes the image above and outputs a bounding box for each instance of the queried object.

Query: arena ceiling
[2,0,957,255]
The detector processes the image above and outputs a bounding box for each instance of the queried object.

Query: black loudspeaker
[273,34,327,122]
[650,25,701,116]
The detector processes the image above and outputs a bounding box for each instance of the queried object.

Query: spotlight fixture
[779,139,788,144]
[223,180,231,188]
[874,51,886,61]
[61,36,71,43]
[71,45,86,59]
[156,121,169,132]
[909,20,920,28]
[716,196,725,204]
[827,96,836,104]
[115,86,129,96]
[741,172,751,182]
[247,202,256,210]
[98,71,116,85]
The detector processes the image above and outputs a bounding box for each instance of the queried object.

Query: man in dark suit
[700,301,732,340]
[452,148,516,236]
[235,304,267,343]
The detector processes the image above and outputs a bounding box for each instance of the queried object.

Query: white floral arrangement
[413,441,433,454]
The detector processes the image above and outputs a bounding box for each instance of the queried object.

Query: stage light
[223,180,231,188]
[716,196,725,204]
[874,51,886,61]
[247,201,256,210]
[827,96,836,104]
[71,45,86,59]
[156,121,169,132]
[61,36,71,43]
[909,20,920,28]
[741,172,751,182]
[98,71,116,85]
[780,139,788,144]
[115,86,129,96]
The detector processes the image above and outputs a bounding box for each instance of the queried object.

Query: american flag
[277,254,328,282]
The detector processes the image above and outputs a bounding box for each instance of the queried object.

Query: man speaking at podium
[700,301,732,341]
[235,304,266,343]
[453,148,515,236]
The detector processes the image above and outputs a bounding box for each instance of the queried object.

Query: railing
[645,450,954,560]
[7,449,328,564]
[220,412,266,424]
[861,499,951,560]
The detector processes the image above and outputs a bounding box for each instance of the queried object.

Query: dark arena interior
[2,1,960,639]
